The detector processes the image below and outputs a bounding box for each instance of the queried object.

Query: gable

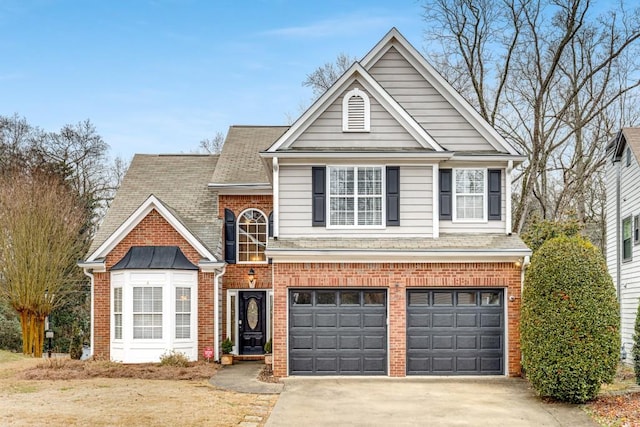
[291,81,426,150]
[368,47,494,152]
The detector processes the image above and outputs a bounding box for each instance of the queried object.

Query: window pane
[624,217,633,260]
[433,292,453,306]
[330,167,354,195]
[316,291,336,305]
[457,292,476,306]
[238,209,268,262]
[292,291,312,305]
[330,197,354,226]
[456,195,484,220]
[409,292,429,306]
[357,197,382,225]
[364,291,384,306]
[481,292,501,306]
[133,287,162,340]
[340,291,360,305]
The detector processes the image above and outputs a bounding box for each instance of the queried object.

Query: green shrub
[521,235,619,403]
[159,350,190,367]
[521,216,582,253]
[0,302,22,352]
[264,339,272,354]
[634,300,640,385]
[221,338,233,354]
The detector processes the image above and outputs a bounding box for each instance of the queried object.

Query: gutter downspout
[213,265,226,362]
[615,138,622,304]
[82,268,95,358]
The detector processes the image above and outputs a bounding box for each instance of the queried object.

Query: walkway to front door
[239,291,266,354]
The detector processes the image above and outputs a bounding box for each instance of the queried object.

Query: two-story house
[605,127,640,364]
[79,28,531,377]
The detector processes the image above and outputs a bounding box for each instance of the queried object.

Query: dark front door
[239,291,266,355]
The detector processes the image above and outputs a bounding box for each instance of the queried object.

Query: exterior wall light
[248,268,256,288]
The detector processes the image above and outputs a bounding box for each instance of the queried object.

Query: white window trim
[236,208,269,265]
[112,286,123,342]
[326,165,386,229]
[452,168,488,223]
[342,88,371,132]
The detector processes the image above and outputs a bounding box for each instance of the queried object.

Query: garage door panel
[407,289,504,375]
[456,313,478,327]
[364,313,385,327]
[316,335,338,350]
[432,335,453,349]
[456,357,478,372]
[339,313,362,327]
[481,335,502,350]
[432,313,454,327]
[480,313,501,327]
[291,313,313,328]
[316,313,337,327]
[316,357,338,372]
[290,289,387,375]
[290,335,313,350]
[408,313,430,327]
[364,335,385,350]
[457,335,477,349]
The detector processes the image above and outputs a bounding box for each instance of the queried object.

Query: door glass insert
[317,291,337,305]
[409,291,429,306]
[433,292,453,306]
[481,292,501,306]
[457,292,476,306]
[340,291,360,305]
[364,291,385,306]
[247,298,259,330]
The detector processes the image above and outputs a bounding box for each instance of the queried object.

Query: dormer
[342,88,370,132]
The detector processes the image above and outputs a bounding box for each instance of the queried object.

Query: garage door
[407,289,504,375]
[289,289,387,375]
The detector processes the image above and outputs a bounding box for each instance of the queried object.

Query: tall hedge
[521,236,619,403]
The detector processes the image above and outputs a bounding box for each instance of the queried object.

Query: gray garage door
[407,289,504,375]
[289,289,387,375]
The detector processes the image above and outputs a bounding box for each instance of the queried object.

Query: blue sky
[0,1,425,160]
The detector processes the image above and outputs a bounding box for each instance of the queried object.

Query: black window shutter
[488,169,502,221]
[386,166,400,226]
[439,169,452,220]
[268,211,274,237]
[224,208,236,264]
[312,167,326,226]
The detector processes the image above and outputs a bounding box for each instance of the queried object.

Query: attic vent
[342,88,370,132]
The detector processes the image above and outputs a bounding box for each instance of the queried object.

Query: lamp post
[44,288,54,358]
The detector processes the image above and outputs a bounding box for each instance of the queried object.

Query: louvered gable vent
[342,87,370,132]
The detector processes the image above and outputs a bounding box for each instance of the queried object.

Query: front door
[239,291,266,354]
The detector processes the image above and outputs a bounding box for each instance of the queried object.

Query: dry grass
[0,351,276,426]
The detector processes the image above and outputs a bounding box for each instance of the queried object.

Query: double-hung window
[175,287,191,339]
[623,216,633,261]
[133,287,163,339]
[329,166,383,227]
[454,169,486,221]
[113,287,122,340]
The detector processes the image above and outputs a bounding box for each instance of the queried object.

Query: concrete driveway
[265,377,596,426]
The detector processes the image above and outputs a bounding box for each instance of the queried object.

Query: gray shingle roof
[267,234,530,252]
[88,154,220,258]
[211,126,289,185]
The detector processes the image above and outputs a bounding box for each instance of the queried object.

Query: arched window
[237,209,268,263]
[342,88,370,132]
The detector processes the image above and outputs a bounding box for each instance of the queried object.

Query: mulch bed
[588,392,640,427]
[19,358,219,381]
[257,364,280,383]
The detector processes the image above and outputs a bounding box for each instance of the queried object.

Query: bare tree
[0,172,85,357]
[423,0,640,235]
[198,131,225,154]
[303,53,357,99]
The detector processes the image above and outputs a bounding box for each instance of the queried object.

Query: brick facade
[271,262,522,378]
[218,195,273,342]
[92,209,215,360]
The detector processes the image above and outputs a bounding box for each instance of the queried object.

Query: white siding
[293,82,423,150]
[278,165,433,237]
[617,150,640,362]
[369,47,495,152]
